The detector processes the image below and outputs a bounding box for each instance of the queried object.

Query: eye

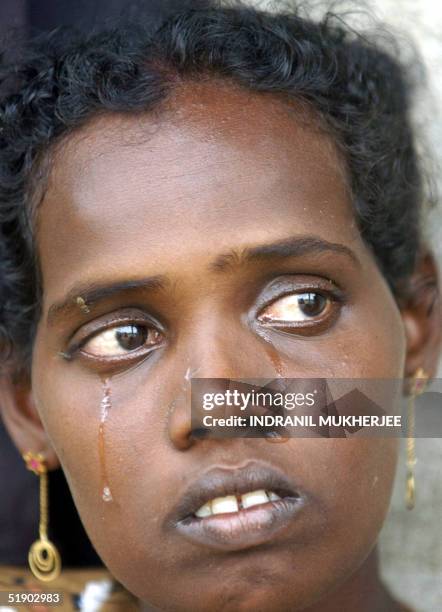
[258,292,330,325]
[81,324,163,358]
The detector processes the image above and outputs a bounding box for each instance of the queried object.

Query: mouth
[169,461,305,552]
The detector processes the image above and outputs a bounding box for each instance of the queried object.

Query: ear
[400,250,441,380]
[0,373,60,470]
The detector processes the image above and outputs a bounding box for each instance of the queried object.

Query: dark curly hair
[0,1,430,372]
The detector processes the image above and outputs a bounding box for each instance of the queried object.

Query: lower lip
[175,498,303,551]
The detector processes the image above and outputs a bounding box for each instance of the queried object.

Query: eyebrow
[47,276,167,326]
[46,236,358,326]
[209,235,360,272]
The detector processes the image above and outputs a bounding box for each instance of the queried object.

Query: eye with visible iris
[80,324,163,358]
[257,291,332,325]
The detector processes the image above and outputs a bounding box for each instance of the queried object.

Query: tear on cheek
[99,378,113,502]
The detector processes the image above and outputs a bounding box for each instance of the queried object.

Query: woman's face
[32,84,405,610]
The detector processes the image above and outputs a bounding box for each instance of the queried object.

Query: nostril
[191,427,211,440]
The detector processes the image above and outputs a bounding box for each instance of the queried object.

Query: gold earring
[23,452,62,582]
[405,367,429,510]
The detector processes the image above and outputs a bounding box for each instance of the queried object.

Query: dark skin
[1,83,441,611]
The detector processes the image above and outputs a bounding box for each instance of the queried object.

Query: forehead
[37,82,362,299]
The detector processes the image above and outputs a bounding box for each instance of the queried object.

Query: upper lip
[168,460,300,524]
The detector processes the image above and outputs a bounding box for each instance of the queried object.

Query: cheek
[31,356,104,505]
[30,346,174,553]
[303,438,398,524]
[289,437,399,596]
[348,278,406,377]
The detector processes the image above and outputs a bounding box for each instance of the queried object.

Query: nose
[167,310,278,450]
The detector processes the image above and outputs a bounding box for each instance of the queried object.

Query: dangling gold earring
[23,452,62,581]
[406,367,429,510]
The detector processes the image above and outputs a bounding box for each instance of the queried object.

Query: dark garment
[0,418,39,566]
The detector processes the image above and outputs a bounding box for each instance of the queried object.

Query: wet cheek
[30,364,148,568]
[31,350,171,547]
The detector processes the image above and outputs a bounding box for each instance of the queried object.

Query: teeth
[268,491,282,501]
[194,489,282,517]
[211,495,239,515]
[195,502,212,518]
[241,489,269,509]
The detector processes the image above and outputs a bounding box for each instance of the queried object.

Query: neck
[304,547,407,612]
